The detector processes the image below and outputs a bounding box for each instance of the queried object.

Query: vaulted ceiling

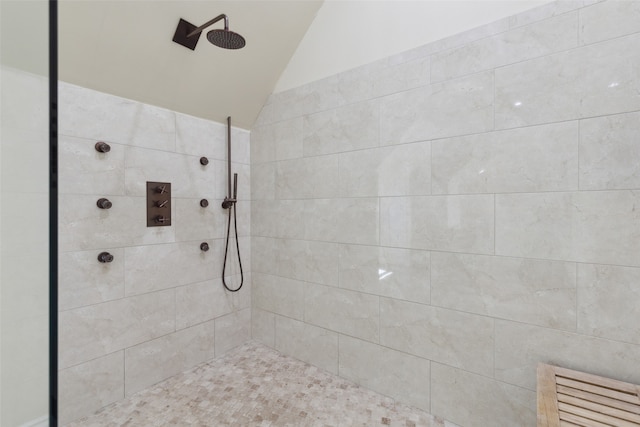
[59,1,323,130]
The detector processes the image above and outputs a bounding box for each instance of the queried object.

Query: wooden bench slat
[557,384,640,416]
[554,366,639,396]
[557,377,640,406]
[538,364,561,427]
[558,393,640,423]
[559,402,639,427]
[538,363,640,427]
[559,411,616,427]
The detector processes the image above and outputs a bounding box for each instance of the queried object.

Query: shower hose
[222,198,243,292]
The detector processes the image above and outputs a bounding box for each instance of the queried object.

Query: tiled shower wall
[250,1,640,426]
[57,82,251,424]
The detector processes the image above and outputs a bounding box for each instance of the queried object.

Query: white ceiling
[58,1,323,130]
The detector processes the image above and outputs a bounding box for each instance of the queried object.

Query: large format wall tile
[380,72,493,145]
[304,198,379,245]
[175,279,234,330]
[303,100,379,157]
[432,122,579,194]
[59,194,175,252]
[339,245,430,304]
[494,320,640,390]
[339,335,430,412]
[58,352,124,425]
[124,241,220,296]
[251,162,276,201]
[338,149,381,198]
[124,146,216,199]
[580,0,640,45]
[378,142,431,197]
[251,199,305,239]
[59,249,125,311]
[431,252,576,330]
[496,190,640,266]
[277,239,339,286]
[578,263,640,345]
[379,298,494,376]
[252,273,304,320]
[59,135,125,196]
[304,284,379,342]
[124,321,216,395]
[380,195,494,254]
[276,155,340,199]
[175,113,226,160]
[59,82,176,151]
[214,308,251,356]
[174,198,226,241]
[335,56,430,105]
[431,12,578,82]
[251,117,303,163]
[579,111,640,190]
[495,33,640,129]
[431,363,536,427]
[59,289,175,369]
[275,316,338,374]
[251,308,275,347]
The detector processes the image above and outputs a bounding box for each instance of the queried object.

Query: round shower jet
[172,14,246,51]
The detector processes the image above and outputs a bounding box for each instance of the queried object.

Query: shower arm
[187,14,229,38]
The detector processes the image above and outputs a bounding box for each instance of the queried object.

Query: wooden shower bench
[537,363,640,426]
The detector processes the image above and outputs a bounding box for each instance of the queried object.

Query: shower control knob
[155,185,167,194]
[97,252,114,263]
[200,157,209,166]
[95,141,111,153]
[154,215,167,223]
[155,200,169,208]
[96,198,112,209]
[200,242,209,252]
[200,199,209,208]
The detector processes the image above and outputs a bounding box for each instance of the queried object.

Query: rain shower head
[172,14,246,51]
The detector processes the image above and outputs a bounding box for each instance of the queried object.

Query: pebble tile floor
[67,341,460,427]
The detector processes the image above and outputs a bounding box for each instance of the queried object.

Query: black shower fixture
[172,14,246,51]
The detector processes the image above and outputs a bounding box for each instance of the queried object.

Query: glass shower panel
[0,0,52,425]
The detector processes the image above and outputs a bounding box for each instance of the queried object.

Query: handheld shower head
[172,14,246,51]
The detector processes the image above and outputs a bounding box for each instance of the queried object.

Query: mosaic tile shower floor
[67,341,457,427]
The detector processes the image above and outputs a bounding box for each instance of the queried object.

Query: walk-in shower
[172,14,246,50]
[221,116,244,292]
